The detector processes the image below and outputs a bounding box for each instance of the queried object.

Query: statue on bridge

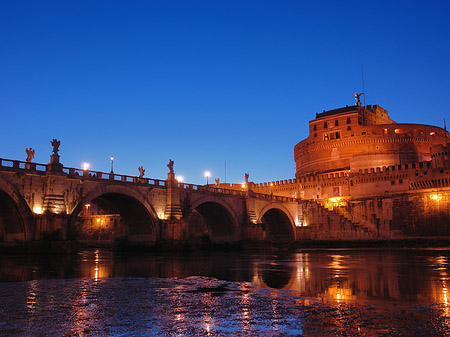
[245,172,249,184]
[138,166,145,178]
[167,159,174,174]
[26,148,35,162]
[215,178,220,186]
[51,139,61,154]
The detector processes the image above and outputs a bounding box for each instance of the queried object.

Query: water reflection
[2,249,450,305]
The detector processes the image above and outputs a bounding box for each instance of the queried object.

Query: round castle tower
[294,104,448,178]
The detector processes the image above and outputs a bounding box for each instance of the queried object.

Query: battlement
[299,161,432,184]
[254,179,298,188]
[252,158,450,200]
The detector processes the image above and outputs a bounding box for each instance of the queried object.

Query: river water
[1,248,450,336]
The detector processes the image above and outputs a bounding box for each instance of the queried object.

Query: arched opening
[187,202,236,243]
[69,193,157,243]
[0,189,26,242]
[261,208,295,242]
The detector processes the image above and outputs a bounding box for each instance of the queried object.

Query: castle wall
[295,124,447,177]
[252,158,450,239]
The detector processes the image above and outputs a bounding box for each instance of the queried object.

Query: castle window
[362,132,366,135]
[335,119,339,126]
[335,131,340,139]
[314,133,317,137]
[391,181,395,185]
[313,124,317,131]
[399,179,403,184]
[324,122,328,128]
[347,126,351,131]
[347,117,351,124]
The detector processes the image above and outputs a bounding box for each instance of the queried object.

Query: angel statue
[167,159,174,173]
[245,172,249,184]
[138,166,145,178]
[26,148,35,163]
[51,139,61,154]
[215,178,220,186]
[353,92,364,106]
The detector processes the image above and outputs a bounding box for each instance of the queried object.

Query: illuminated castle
[294,104,447,178]
[248,103,450,238]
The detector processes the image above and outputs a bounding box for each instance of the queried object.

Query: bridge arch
[69,184,159,243]
[0,177,33,241]
[187,197,241,243]
[258,204,296,242]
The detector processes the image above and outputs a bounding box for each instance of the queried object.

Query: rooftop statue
[167,159,174,174]
[245,172,249,184]
[353,92,364,106]
[26,148,35,162]
[51,139,61,154]
[138,166,145,178]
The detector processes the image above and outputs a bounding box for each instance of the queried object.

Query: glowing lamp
[204,171,211,185]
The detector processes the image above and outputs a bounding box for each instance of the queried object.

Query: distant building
[294,104,447,177]
[247,103,450,238]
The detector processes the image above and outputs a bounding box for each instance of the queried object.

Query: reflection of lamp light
[204,171,211,185]
[85,203,91,215]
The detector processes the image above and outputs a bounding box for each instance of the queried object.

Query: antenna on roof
[445,118,448,143]
[361,64,366,108]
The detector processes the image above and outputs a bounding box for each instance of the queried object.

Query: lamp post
[83,162,90,171]
[110,156,114,173]
[204,171,211,185]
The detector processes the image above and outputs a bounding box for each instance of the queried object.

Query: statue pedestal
[165,172,182,220]
[47,153,63,172]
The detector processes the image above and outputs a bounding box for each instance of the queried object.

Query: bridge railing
[178,183,247,196]
[0,158,167,187]
[0,158,48,172]
[65,167,167,187]
[0,157,297,201]
[252,192,297,203]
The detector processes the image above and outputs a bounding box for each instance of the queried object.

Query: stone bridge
[0,156,309,244]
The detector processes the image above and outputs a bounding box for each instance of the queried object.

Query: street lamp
[176,175,184,183]
[110,155,114,173]
[85,203,90,216]
[204,171,211,185]
[83,162,90,170]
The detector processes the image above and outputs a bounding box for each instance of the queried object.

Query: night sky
[1,1,449,185]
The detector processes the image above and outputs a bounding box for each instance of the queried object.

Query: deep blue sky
[1,1,449,185]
